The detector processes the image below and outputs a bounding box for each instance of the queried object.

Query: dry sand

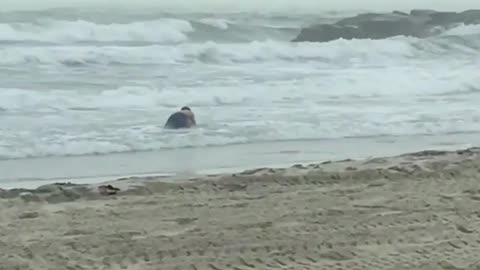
[2,147,480,270]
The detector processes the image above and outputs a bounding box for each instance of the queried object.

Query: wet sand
[2,132,477,189]
[2,147,480,270]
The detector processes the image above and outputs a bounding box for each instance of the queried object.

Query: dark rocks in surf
[292,9,480,42]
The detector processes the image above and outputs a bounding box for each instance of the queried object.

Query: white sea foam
[1,17,478,46]
[2,36,478,67]
[441,23,480,36]
[0,19,193,44]
[0,6,479,161]
[198,18,231,30]
[0,52,479,160]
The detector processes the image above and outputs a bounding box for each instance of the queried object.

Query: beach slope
[2,147,480,269]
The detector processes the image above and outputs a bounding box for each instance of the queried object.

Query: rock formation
[292,9,480,42]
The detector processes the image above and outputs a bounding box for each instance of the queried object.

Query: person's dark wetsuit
[164,106,195,129]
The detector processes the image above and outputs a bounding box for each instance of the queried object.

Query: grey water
[1,3,479,187]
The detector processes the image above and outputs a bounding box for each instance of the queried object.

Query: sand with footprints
[2,147,480,270]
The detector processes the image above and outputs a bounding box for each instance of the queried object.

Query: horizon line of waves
[0,17,479,45]
[0,17,304,45]
[0,34,479,67]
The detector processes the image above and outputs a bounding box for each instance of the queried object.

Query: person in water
[164,106,196,129]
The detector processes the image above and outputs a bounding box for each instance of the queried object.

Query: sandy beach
[2,147,480,270]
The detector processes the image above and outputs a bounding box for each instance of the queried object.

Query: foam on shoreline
[2,146,479,203]
[1,132,477,190]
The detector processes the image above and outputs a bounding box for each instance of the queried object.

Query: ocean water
[1,2,480,187]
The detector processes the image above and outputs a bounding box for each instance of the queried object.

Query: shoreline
[2,146,480,269]
[1,132,478,190]
[2,145,479,201]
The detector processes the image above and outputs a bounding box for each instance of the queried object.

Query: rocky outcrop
[292,9,480,42]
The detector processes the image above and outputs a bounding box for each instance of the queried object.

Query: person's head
[181,106,191,111]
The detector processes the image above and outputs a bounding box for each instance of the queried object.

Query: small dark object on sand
[98,185,120,195]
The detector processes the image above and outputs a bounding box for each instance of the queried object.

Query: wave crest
[1,35,478,67]
[0,18,194,44]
